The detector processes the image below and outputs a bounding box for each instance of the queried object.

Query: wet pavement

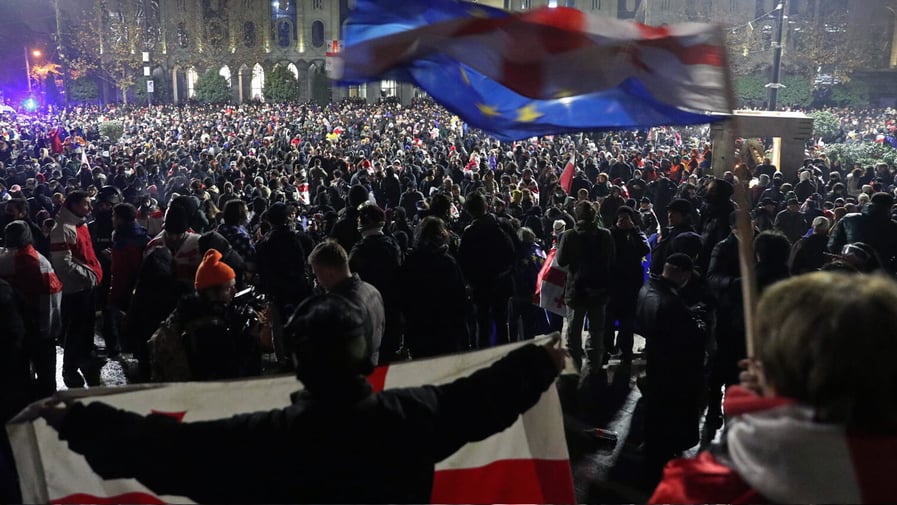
[53,332,721,503]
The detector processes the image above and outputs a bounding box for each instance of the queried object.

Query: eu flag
[335,0,733,141]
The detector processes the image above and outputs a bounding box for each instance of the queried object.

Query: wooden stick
[717,32,759,358]
[733,182,758,357]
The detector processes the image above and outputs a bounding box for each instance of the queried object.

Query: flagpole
[718,27,759,359]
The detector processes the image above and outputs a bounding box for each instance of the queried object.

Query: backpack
[148,313,192,382]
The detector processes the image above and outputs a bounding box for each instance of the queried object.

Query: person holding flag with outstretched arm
[39,294,568,504]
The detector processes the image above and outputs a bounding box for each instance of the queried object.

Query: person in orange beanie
[149,248,260,382]
[194,248,236,300]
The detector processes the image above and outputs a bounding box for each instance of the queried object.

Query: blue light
[23,98,37,111]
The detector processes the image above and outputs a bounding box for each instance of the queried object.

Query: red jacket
[650,387,897,504]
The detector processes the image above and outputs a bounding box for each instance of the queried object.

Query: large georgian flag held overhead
[333,0,733,140]
[7,337,574,504]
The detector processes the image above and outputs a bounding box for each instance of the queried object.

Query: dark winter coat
[636,275,706,452]
[458,214,516,289]
[774,209,809,244]
[398,243,469,358]
[331,273,385,366]
[109,222,151,309]
[828,202,897,272]
[256,226,310,306]
[55,344,559,504]
[789,233,829,275]
[608,226,649,312]
[556,220,615,306]
[649,224,701,275]
[329,209,362,252]
[0,279,28,424]
[349,233,404,359]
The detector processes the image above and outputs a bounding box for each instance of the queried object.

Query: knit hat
[164,205,189,234]
[4,220,32,248]
[195,249,236,290]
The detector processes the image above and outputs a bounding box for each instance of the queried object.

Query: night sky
[0,0,56,102]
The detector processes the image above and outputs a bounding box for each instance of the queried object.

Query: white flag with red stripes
[533,247,568,316]
[296,182,310,206]
[7,338,574,504]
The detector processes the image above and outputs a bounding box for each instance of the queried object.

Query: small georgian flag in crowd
[7,338,574,504]
[296,182,310,206]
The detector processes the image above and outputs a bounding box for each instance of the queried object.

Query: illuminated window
[219,66,232,87]
[381,80,397,97]
[186,67,198,98]
[251,63,265,101]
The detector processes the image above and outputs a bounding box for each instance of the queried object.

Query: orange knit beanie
[195,249,236,290]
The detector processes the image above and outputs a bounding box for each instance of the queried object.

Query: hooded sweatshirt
[650,386,897,504]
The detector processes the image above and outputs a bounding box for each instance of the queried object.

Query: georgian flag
[7,338,574,504]
[296,182,310,206]
[534,248,568,317]
[336,0,732,140]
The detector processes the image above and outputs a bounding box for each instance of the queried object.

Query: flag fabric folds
[533,248,568,317]
[7,337,574,504]
[335,0,733,140]
[559,155,575,194]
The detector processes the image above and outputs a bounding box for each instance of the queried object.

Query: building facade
[56,0,894,105]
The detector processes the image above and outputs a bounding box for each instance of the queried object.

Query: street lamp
[25,48,41,94]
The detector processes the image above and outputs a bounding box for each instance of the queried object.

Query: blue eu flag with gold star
[336,0,732,141]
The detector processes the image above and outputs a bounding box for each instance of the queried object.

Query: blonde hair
[756,272,897,431]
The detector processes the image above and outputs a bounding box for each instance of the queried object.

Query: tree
[134,75,170,104]
[777,75,813,108]
[66,77,99,104]
[264,65,300,103]
[194,70,231,104]
[58,0,154,105]
[311,65,330,105]
[29,62,62,92]
[828,80,870,107]
[810,111,840,142]
[735,74,768,106]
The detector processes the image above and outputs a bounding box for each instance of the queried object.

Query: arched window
[243,21,256,47]
[177,22,190,48]
[278,20,291,47]
[186,67,199,98]
[311,20,325,48]
[287,62,299,79]
[219,66,232,87]
[251,63,265,101]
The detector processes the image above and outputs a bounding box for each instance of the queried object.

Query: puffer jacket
[49,206,102,294]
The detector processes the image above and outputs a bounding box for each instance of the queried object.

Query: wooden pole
[717,26,759,358]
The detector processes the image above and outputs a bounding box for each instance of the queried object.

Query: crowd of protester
[1,98,896,501]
